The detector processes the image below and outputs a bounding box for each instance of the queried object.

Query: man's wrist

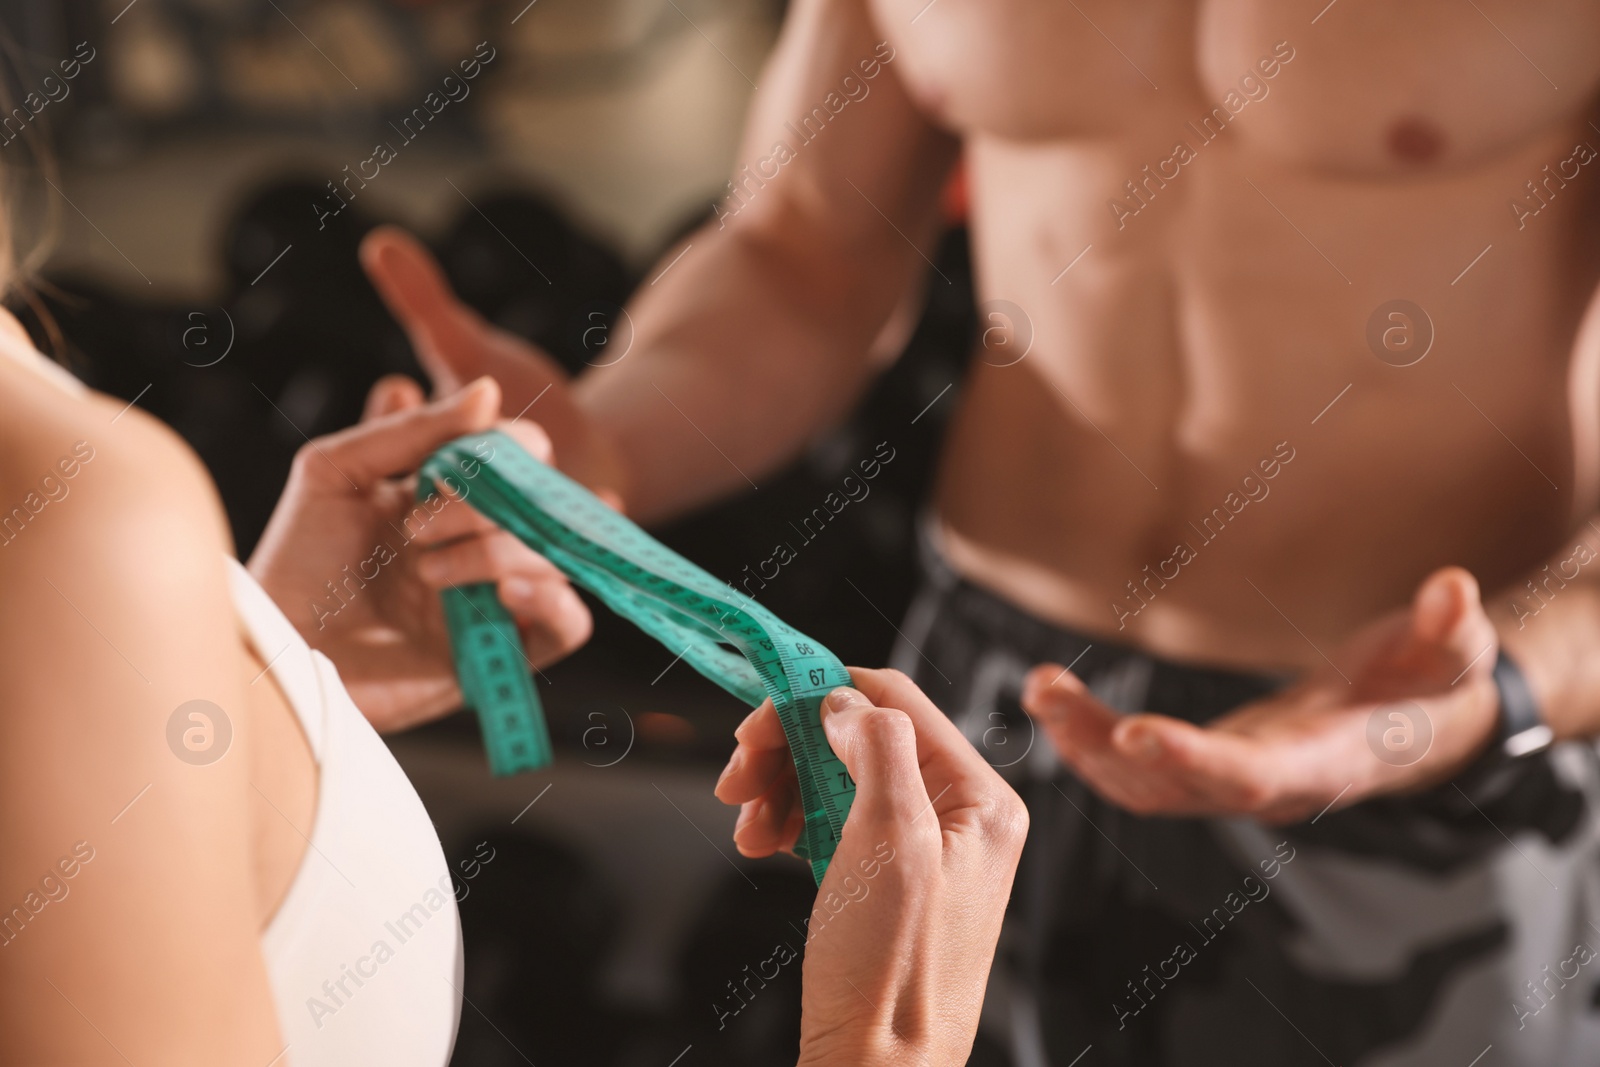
[1490,648,1552,757]
[797,1036,892,1067]
[798,1038,948,1067]
[1489,592,1584,744]
[1443,647,1552,802]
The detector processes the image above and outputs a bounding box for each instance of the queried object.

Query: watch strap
[1492,649,1551,758]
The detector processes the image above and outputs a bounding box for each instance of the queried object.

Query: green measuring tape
[417,429,855,883]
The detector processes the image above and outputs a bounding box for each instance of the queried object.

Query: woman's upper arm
[0,411,284,1064]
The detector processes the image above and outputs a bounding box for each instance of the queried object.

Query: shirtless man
[352,1,1600,1063]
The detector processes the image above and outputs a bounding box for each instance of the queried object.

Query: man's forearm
[567,0,958,525]
[1490,518,1600,740]
[574,217,915,524]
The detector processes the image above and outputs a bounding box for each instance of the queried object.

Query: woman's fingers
[363,374,426,421]
[405,492,500,547]
[735,699,789,750]
[406,418,553,545]
[715,739,793,806]
[416,528,566,587]
[851,666,991,776]
[849,667,1019,829]
[302,376,501,491]
[821,686,934,831]
[840,669,1028,869]
[718,669,1025,868]
[778,799,805,855]
[733,769,800,857]
[717,698,800,856]
[506,578,594,665]
[335,387,588,665]
[495,418,554,465]
[714,699,792,803]
[794,672,1025,1067]
[715,700,789,800]
[415,529,593,663]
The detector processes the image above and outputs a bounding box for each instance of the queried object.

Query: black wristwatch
[1490,649,1552,759]
[1427,649,1551,809]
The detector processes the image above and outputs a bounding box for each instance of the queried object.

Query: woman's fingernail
[716,749,744,791]
[556,585,585,616]
[444,376,494,410]
[825,687,866,714]
[733,800,761,838]
[734,704,766,742]
[501,576,538,606]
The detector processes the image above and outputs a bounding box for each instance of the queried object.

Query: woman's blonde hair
[0,35,66,354]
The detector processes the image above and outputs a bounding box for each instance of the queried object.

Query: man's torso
[873,0,1600,670]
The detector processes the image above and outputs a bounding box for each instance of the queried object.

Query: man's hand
[248,375,592,733]
[1021,567,1504,824]
[716,668,1028,1067]
[359,225,629,501]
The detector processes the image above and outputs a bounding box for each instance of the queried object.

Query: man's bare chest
[870,0,1600,176]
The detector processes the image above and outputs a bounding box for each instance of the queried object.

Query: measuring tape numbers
[417,429,855,883]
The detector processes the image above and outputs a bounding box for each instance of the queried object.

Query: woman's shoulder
[0,351,289,1061]
[0,348,234,568]
[0,343,246,765]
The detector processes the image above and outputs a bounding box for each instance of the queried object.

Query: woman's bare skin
[0,314,1028,1065]
[0,338,581,1062]
[0,317,303,1063]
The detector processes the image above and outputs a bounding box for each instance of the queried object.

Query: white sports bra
[1,334,462,1064]
[234,560,463,1066]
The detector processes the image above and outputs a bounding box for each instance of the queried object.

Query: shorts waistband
[913,517,1289,722]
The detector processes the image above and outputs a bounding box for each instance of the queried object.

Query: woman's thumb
[822,688,927,825]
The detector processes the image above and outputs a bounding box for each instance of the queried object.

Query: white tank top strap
[227,558,463,1066]
[228,561,328,758]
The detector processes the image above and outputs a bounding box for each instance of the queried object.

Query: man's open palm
[1022,567,1504,823]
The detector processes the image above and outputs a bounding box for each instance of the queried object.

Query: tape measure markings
[418,430,855,883]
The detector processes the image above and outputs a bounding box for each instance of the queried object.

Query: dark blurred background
[0,2,979,1063]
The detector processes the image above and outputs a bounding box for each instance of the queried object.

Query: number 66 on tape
[417,430,856,884]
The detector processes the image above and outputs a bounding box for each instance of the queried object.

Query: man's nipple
[1386,116,1447,165]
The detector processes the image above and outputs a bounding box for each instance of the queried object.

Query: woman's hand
[248,375,592,732]
[716,668,1029,1067]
